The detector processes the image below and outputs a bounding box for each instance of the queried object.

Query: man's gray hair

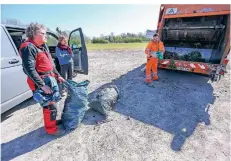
[25,22,46,39]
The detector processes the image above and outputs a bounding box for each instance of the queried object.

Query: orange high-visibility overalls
[145,41,165,83]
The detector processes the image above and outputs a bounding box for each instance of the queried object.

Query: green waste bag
[157,51,163,60]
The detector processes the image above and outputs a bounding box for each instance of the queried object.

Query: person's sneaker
[153,75,159,81]
[145,81,152,86]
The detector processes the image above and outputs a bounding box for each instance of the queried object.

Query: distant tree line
[92,32,150,44]
[56,27,150,44]
[55,27,91,45]
[2,19,149,44]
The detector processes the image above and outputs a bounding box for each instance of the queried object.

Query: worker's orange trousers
[146,57,158,83]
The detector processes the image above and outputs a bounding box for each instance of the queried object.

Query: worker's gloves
[147,53,152,60]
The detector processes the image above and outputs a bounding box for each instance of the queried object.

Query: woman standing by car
[56,34,74,93]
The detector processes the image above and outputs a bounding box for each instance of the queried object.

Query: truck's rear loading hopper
[162,15,228,64]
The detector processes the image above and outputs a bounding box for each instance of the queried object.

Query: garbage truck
[148,4,230,81]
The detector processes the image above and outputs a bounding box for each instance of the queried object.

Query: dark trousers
[61,63,73,80]
[60,63,73,92]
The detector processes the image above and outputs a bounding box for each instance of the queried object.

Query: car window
[1,27,18,57]
[69,30,82,48]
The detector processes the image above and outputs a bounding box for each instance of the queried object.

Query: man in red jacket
[19,22,65,136]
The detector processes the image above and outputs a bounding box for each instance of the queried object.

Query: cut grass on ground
[86,43,147,51]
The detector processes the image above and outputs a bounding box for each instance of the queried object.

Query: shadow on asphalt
[1,64,216,161]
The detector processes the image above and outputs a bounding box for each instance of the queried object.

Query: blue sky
[1,4,160,38]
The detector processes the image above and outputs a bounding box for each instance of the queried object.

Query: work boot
[146,74,152,83]
[153,75,159,81]
[145,78,152,83]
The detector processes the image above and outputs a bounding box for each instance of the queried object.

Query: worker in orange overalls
[144,33,165,83]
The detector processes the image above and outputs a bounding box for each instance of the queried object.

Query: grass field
[86,43,147,51]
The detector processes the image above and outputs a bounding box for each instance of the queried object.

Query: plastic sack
[89,85,119,118]
[156,51,163,60]
[61,80,90,131]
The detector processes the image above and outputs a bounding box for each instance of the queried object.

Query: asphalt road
[1,50,230,161]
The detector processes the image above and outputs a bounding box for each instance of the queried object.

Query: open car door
[68,28,88,75]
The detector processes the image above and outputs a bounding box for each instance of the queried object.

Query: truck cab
[1,23,88,114]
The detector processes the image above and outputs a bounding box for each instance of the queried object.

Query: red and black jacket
[19,40,61,91]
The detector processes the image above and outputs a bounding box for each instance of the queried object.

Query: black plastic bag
[61,80,90,131]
